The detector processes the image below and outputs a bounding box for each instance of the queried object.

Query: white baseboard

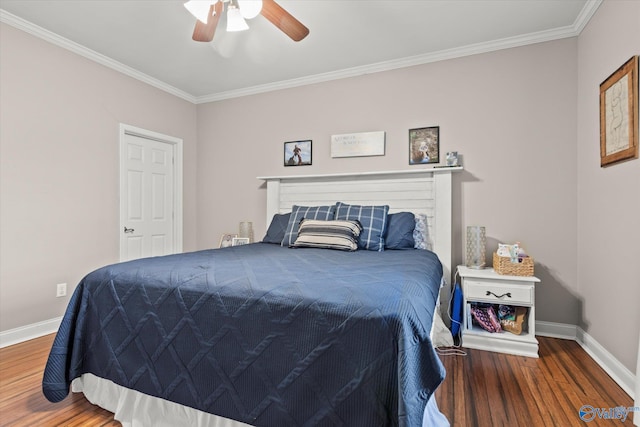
[536,321,578,340]
[0,317,61,348]
[536,320,636,400]
[576,327,636,399]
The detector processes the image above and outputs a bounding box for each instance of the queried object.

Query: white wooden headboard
[257,168,461,285]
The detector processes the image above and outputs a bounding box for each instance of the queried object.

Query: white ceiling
[0,0,600,103]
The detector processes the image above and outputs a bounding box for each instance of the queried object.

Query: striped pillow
[334,202,389,251]
[292,219,362,251]
[282,205,337,247]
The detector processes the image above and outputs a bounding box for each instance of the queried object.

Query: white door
[120,125,183,261]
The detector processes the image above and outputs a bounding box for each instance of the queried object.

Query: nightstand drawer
[464,280,533,305]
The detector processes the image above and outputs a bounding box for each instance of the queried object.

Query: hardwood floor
[0,334,634,426]
[0,334,118,427]
[436,337,635,426]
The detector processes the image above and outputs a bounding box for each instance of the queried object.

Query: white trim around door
[119,123,183,261]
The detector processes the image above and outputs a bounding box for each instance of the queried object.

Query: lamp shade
[466,226,486,269]
[227,5,249,31]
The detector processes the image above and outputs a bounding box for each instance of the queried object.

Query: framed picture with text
[330,131,385,158]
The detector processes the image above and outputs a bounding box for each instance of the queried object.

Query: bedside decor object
[219,233,237,248]
[330,131,385,158]
[599,55,638,167]
[409,127,439,165]
[231,237,250,246]
[493,252,534,276]
[284,140,312,166]
[239,221,254,243]
[445,151,459,166]
[465,225,486,269]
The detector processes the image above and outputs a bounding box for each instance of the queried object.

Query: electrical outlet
[56,283,67,297]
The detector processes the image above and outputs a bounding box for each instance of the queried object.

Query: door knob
[124,227,135,234]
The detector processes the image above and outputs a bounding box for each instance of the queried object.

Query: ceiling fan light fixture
[184,0,216,24]
[238,0,262,19]
[189,0,307,43]
[227,5,249,32]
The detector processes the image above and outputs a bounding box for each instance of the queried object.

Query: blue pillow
[262,213,291,244]
[334,202,389,251]
[385,212,415,250]
[282,205,336,247]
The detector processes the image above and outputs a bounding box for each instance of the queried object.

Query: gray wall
[576,0,640,373]
[0,24,198,331]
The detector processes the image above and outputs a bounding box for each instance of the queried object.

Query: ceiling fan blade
[261,0,309,42]
[192,2,223,42]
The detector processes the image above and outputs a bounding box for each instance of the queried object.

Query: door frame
[119,123,183,261]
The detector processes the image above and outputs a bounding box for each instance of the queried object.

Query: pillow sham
[413,213,432,250]
[334,201,389,252]
[262,212,291,244]
[282,205,337,247]
[385,212,415,250]
[292,219,362,251]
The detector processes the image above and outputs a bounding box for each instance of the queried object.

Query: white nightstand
[457,266,540,358]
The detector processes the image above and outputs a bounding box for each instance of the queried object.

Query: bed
[42,169,460,427]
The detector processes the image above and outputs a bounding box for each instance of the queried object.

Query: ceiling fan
[184,0,309,43]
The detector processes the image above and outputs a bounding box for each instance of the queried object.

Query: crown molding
[0,9,197,104]
[573,0,603,34]
[2,0,602,105]
[195,0,603,103]
[194,25,577,103]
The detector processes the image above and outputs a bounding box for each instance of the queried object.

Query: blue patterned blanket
[43,243,445,426]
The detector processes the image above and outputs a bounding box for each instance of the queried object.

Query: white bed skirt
[72,373,251,427]
[72,373,449,427]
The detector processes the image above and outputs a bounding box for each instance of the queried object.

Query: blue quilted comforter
[43,243,445,426]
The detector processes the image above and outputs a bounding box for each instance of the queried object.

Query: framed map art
[599,56,638,167]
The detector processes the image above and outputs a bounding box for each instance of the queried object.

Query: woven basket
[493,252,534,276]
